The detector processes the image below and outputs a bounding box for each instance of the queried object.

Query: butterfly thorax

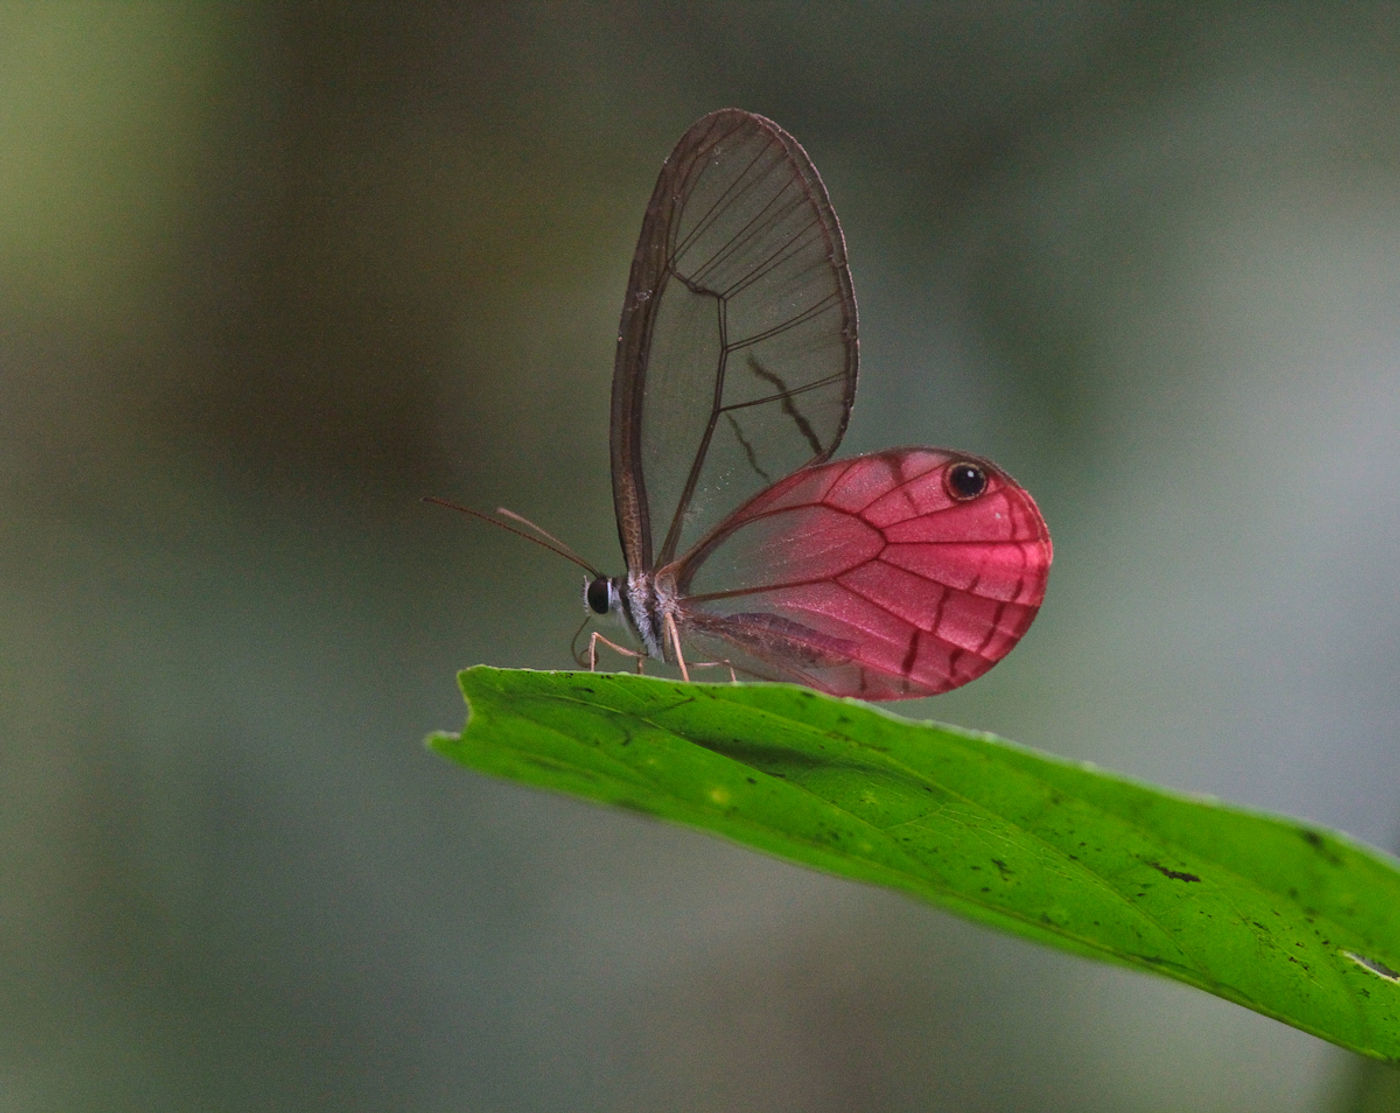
[583,571,676,663]
[628,569,681,662]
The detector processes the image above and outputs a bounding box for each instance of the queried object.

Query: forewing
[612,109,858,573]
[671,448,1052,699]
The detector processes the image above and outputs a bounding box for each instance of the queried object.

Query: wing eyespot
[945,462,987,501]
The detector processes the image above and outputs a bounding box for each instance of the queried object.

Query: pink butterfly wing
[669,448,1051,698]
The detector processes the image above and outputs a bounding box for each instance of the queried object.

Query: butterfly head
[584,575,620,618]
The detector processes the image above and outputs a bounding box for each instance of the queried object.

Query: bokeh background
[5,4,1400,1110]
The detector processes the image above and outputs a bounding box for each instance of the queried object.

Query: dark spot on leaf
[1300,828,1343,866]
[1149,862,1202,883]
[1346,952,1400,981]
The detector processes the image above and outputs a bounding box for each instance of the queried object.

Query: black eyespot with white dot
[945,461,988,501]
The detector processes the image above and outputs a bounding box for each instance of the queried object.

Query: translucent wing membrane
[671,449,1052,699]
[588,109,1049,699]
[612,109,858,572]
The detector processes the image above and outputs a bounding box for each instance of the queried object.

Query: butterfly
[442,109,1051,700]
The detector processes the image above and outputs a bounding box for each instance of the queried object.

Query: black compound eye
[945,462,987,501]
[585,578,612,615]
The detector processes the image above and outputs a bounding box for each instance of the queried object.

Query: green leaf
[429,666,1400,1061]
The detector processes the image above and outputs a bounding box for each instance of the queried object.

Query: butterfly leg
[661,612,739,682]
[682,659,740,682]
[587,621,738,684]
[662,611,692,681]
[587,631,648,674]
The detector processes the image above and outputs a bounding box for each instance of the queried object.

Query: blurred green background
[4,3,1399,1110]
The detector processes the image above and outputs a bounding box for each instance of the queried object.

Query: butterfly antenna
[422,496,602,577]
[492,508,588,562]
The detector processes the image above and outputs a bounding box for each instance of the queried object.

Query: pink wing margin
[669,447,1052,699]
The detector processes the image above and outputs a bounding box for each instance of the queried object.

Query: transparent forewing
[671,449,1052,699]
[611,109,858,572]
